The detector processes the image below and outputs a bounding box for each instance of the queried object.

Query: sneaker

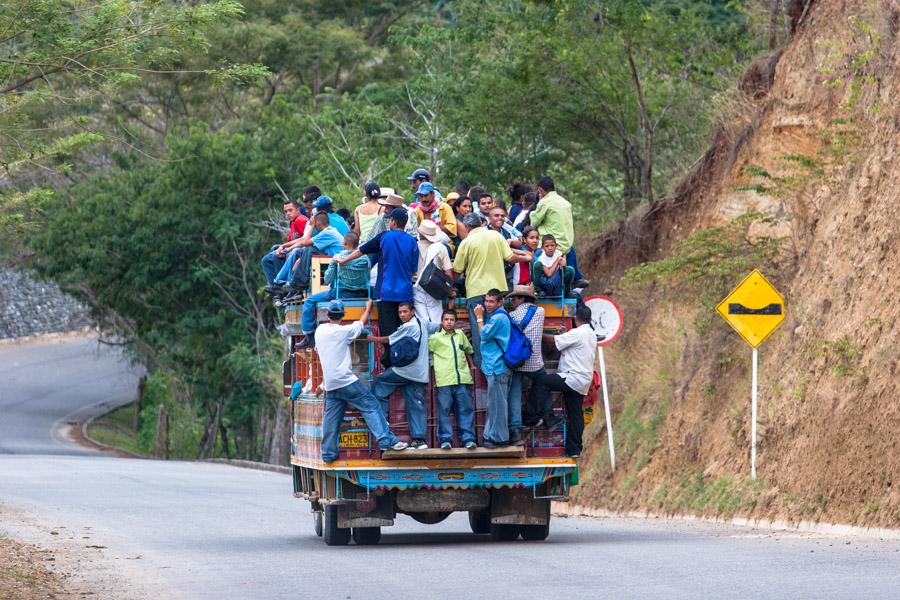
[264,284,284,296]
[508,429,524,446]
[573,278,590,289]
[542,414,561,430]
[411,439,428,450]
[388,441,409,451]
[464,441,477,450]
[440,441,452,450]
[296,334,314,350]
[568,453,581,459]
[483,439,508,449]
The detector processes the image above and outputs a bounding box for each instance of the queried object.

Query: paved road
[1,336,898,599]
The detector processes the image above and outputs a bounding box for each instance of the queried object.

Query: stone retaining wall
[0,269,92,339]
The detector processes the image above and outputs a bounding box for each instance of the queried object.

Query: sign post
[715,269,785,480]
[584,296,623,471]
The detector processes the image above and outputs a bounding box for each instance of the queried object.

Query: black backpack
[389,317,423,368]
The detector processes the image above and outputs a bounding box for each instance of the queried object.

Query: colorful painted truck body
[283,295,579,545]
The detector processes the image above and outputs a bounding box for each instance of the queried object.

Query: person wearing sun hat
[414,181,457,243]
[413,219,454,324]
[368,187,420,240]
[506,284,546,441]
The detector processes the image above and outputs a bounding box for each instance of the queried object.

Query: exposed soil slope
[575,0,899,528]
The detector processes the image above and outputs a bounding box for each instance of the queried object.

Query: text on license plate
[340,431,370,448]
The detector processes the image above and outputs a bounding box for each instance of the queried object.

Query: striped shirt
[323,250,369,291]
[510,302,545,372]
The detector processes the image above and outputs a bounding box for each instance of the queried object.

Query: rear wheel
[520,522,550,541]
[468,510,491,534]
[323,505,351,546]
[313,511,323,537]
[489,523,520,541]
[352,527,382,545]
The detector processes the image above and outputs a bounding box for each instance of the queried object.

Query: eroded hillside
[576,0,900,527]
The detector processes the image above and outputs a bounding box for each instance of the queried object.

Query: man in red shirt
[262,198,308,289]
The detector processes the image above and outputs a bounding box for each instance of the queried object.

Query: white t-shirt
[315,321,364,391]
[537,249,562,270]
[554,324,597,395]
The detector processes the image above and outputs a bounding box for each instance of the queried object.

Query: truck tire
[323,505,350,546]
[352,527,382,545]
[489,523,520,541]
[468,510,491,534]
[520,521,550,541]
[313,511,323,537]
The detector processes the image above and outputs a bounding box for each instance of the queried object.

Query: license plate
[340,431,370,448]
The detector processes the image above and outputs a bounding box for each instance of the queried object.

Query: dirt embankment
[575,0,900,528]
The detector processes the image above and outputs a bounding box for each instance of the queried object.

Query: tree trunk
[133,374,147,432]
[769,0,781,50]
[154,404,169,460]
[197,401,222,459]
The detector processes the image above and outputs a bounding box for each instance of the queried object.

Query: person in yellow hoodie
[428,309,478,449]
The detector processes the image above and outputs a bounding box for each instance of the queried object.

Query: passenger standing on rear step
[532,304,597,458]
[313,299,408,462]
[472,290,512,448]
[367,302,439,450]
[428,309,477,450]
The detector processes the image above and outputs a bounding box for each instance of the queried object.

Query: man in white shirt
[534,304,598,458]
[367,302,440,450]
[314,299,408,462]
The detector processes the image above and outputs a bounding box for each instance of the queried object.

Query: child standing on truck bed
[428,310,478,450]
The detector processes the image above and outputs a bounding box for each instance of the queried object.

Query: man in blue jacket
[472,289,512,448]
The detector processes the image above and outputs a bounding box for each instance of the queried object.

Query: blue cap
[326,299,345,317]
[313,195,333,208]
[406,168,430,181]
[388,207,407,221]
[415,182,435,196]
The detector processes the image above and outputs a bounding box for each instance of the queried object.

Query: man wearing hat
[414,220,453,324]
[368,187,419,240]
[414,182,457,242]
[406,167,431,196]
[335,207,418,354]
[304,194,350,237]
[507,285,546,441]
[314,299,409,462]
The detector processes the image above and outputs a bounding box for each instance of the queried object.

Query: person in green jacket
[428,309,478,449]
[531,175,589,288]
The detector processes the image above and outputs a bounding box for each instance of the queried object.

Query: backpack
[390,316,423,368]
[495,305,537,369]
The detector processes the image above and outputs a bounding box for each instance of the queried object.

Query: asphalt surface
[1,336,898,599]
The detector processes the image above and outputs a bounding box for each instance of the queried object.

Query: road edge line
[203,458,291,475]
[553,503,900,540]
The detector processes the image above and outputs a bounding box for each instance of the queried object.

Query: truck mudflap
[337,465,575,493]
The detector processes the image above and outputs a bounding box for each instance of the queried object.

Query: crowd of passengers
[262,169,598,463]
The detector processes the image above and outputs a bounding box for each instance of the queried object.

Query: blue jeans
[436,385,475,445]
[261,244,284,285]
[274,246,318,289]
[510,368,546,428]
[539,270,564,297]
[321,380,400,463]
[466,295,485,369]
[566,246,583,281]
[301,288,368,334]
[483,372,511,444]
[370,368,427,441]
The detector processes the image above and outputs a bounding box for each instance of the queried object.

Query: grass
[87,404,147,457]
[652,470,764,516]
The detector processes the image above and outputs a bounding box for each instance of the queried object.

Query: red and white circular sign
[583,296,623,346]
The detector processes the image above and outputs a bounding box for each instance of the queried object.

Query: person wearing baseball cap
[354,180,384,244]
[335,207,419,353]
[415,181,458,245]
[313,299,409,462]
[369,187,420,240]
[309,195,350,236]
[413,220,453,324]
[507,284,547,442]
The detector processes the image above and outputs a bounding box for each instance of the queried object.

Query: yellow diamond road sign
[716,270,785,348]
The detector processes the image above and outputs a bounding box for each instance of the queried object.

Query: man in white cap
[414,220,453,324]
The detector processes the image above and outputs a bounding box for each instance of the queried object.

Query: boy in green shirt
[428,309,478,449]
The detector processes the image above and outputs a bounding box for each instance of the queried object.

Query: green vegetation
[3,1,787,460]
[651,471,763,516]
[816,337,864,377]
[620,214,784,331]
[87,404,145,457]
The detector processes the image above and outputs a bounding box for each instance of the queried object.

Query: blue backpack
[496,306,537,369]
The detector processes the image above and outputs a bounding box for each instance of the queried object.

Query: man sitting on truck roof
[269,210,344,299]
[533,304,597,458]
[314,299,408,462]
[367,302,439,450]
[296,232,369,349]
